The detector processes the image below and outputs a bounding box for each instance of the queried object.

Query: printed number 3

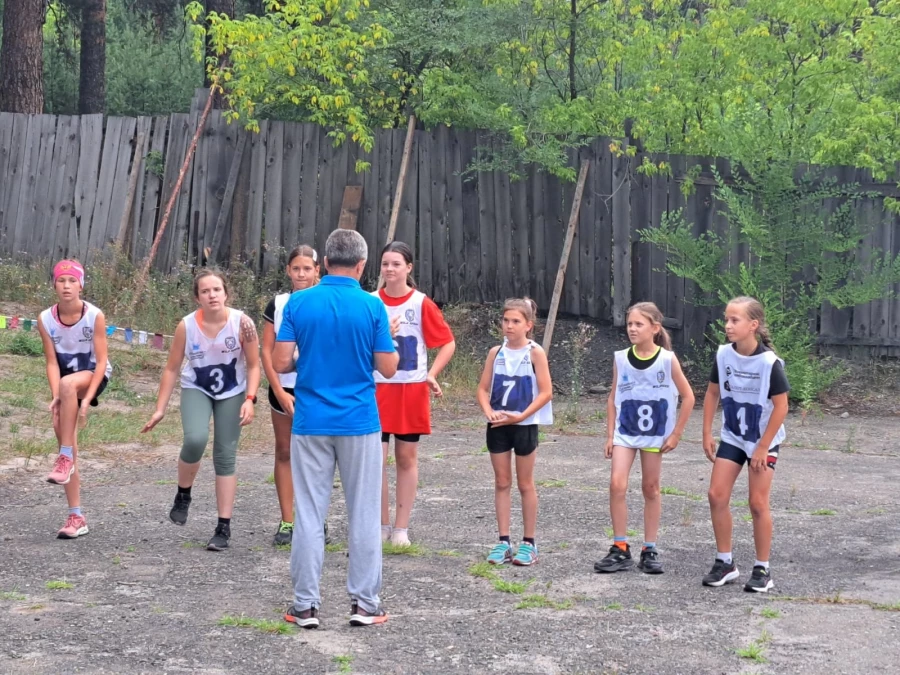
[735,406,749,437]
[209,367,224,393]
[501,380,516,408]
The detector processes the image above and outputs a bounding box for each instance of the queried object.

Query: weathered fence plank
[30,116,60,258]
[263,121,285,272]
[476,133,497,302]
[417,128,433,296]
[530,164,548,308]
[431,125,450,304]
[245,120,268,267]
[281,122,303,256]
[298,123,320,254]
[593,138,613,321]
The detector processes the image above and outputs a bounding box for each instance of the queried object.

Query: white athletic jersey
[613,347,678,448]
[489,340,553,426]
[272,293,297,389]
[372,289,428,384]
[180,309,247,400]
[40,302,112,380]
[716,344,786,453]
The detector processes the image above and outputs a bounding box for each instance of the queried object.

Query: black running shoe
[349,602,388,626]
[743,565,774,593]
[702,559,740,587]
[593,544,634,573]
[637,547,664,575]
[324,522,330,546]
[169,493,191,526]
[284,605,319,629]
[207,523,231,551]
[273,521,293,547]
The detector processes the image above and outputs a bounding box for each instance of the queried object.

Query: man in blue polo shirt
[273,229,398,629]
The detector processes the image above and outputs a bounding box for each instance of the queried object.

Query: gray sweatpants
[290,432,383,612]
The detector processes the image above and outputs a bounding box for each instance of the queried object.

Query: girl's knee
[516,477,536,496]
[749,496,770,519]
[642,479,660,500]
[179,434,208,465]
[494,475,512,492]
[708,487,730,508]
[609,475,628,498]
[274,441,291,464]
[396,451,417,472]
[59,377,79,398]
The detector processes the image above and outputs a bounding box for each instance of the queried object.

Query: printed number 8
[209,367,224,393]
[637,404,654,432]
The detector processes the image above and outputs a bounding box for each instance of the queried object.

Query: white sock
[381,525,392,541]
[754,559,769,570]
[716,551,733,565]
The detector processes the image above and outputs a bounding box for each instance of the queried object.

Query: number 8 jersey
[489,340,553,425]
[716,344,786,453]
[613,347,678,448]
[180,310,247,400]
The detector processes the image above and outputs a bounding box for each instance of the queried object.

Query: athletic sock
[754,559,769,570]
[499,535,511,544]
[613,537,628,551]
[523,537,535,546]
[68,506,82,517]
[392,527,408,537]
[177,485,192,498]
[716,551,733,565]
[642,542,656,551]
[59,446,73,460]
[217,517,231,527]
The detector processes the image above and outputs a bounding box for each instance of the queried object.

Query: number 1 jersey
[613,347,678,448]
[180,310,247,400]
[40,302,112,380]
[716,344,786,453]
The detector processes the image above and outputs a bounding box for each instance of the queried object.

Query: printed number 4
[736,406,749,437]
[210,368,224,393]
[501,380,516,408]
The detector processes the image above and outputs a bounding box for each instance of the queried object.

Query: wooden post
[206,130,248,264]
[378,115,416,288]
[127,86,216,319]
[115,130,147,248]
[338,185,363,230]
[542,160,590,354]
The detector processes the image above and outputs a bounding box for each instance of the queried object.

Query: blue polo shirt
[277,275,395,436]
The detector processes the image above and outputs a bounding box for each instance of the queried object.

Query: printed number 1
[736,406,749,437]
[501,380,516,408]
[67,357,79,371]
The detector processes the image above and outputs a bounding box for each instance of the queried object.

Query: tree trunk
[79,0,107,114]
[205,0,235,107]
[0,0,45,113]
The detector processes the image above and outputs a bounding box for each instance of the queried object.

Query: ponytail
[728,296,774,350]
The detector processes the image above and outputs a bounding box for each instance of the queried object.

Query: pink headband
[53,260,85,288]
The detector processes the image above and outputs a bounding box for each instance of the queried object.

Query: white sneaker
[390,529,411,547]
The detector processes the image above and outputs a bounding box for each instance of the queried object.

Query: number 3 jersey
[489,340,553,426]
[716,344,786,453]
[180,310,247,400]
[613,347,677,448]
[40,302,112,379]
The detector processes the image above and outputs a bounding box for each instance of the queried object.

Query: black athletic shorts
[268,385,294,416]
[486,423,539,457]
[78,376,108,408]
[717,440,779,469]
[381,432,421,443]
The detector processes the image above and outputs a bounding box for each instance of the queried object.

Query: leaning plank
[561,147,581,316]
[263,121,285,272]
[611,140,632,326]
[154,113,190,271]
[543,160,590,353]
[338,185,363,231]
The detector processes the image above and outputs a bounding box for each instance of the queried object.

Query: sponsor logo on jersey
[49,326,61,344]
[725,365,732,376]
[724,380,731,392]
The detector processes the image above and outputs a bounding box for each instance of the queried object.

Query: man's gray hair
[324,229,368,268]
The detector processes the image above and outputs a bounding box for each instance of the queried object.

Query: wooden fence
[1,109,899,353]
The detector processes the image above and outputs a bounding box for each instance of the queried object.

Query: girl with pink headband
[37,259,112,539]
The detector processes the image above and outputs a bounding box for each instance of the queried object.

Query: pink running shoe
[57,514,89,539]
[46,454,75,485]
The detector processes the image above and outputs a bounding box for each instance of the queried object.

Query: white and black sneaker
[702,559,740,587]
[284,605,319,629]
[207,523,231,551]
[743,566,774,593]
[593,544,634,573]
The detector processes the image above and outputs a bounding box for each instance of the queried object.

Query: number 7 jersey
[613,347,678,448]
[489,340,553,425]
[180,310,247,400]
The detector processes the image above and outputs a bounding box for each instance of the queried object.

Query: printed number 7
[736,406,749,437]
[501,380,516,408]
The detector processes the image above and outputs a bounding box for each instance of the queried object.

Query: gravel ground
[2,409,899,674]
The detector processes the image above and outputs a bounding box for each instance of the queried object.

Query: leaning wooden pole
[377,115,416,289]
[542,160,590,354]
[127,87,216,319]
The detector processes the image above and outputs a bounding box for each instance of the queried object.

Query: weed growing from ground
[218,615,294,635]
[45,580,74,590]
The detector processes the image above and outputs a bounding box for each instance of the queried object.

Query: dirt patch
[1,412,900,673]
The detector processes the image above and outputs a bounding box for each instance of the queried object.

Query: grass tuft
[218,614,295,635]
[382,541,427,556]
[492,577,533,594]
[536,479,567,488]
[811,508,836,516]
[514,594,573,610]
[333,655,353,674]
[468,562,498,581]
[0,590,26,601]
[45,580,74,590]
[735,640,767,663]
[326,542,348,553]
[760,607,781,619]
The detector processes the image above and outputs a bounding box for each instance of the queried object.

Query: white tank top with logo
[180,310,247,400]
[489,340,553,425]
[272,293,297,389]
[716,345,786,453]
[372,289,428,384]
[612,347,678,448]
[40,302,112,379]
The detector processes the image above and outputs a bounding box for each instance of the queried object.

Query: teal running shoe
[513,542,538,566]
[486,541,513,565]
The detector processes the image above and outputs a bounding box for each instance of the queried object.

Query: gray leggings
[179,388,244,476]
